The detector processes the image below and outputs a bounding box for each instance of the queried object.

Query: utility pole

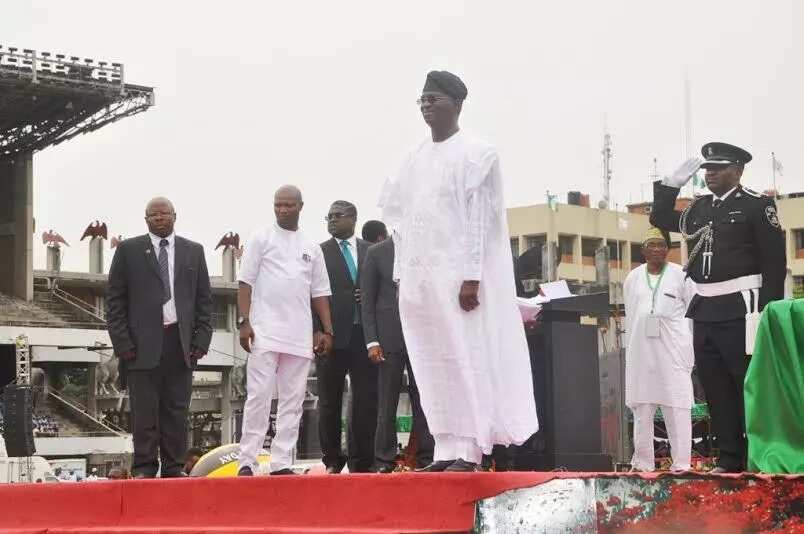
[683,73,694,196]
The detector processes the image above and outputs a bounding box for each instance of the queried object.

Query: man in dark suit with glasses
[315,200,378,473]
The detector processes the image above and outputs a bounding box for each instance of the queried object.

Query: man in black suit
[361,235,434,472]
[106,197,212,478]
[315,200,378,473]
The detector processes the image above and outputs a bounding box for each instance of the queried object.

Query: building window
[795,230,804,259]
[510,237,520,257]
[630,243,644,268]
[581,237,602,266]
[524,234,546,253]
[607,240,625,269]
[558,235,575,264]
[794,276,804,299]
[212,297,231,331]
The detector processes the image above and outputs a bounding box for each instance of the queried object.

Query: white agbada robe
[379,131,538,458]
[623,262,696,409]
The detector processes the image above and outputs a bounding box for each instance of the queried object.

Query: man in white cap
[623,227,696,471]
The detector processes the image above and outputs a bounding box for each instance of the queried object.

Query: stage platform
[0,471,800,533]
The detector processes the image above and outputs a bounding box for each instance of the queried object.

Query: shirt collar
[713,186,738,204]
[273,222,298,233]
[149,232,175,248]
[338,235,357,250]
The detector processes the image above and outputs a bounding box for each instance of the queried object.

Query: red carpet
[0,472,560,533]
[1,472,799,533]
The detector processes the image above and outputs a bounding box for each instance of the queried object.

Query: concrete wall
[0,153,34,301]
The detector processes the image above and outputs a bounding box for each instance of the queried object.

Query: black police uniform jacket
[649,181,786,322]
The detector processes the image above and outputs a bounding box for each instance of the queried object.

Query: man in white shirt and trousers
[236,185,335,476]
[623,227,696,471]
[379,70,539,472]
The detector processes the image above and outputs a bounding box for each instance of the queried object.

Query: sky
[3,0,801,275]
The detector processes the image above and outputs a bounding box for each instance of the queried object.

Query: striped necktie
[158,239,171,304]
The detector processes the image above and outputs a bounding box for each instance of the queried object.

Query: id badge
[645,315,661,338]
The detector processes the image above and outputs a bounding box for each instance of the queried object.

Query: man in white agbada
[623,227,696,471]
[236,185,334,476]
[379,70,539,472]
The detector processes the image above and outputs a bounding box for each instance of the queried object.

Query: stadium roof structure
[0,45,154,160]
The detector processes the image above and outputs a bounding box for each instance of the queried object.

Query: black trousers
[693,319,748,472]
[315,324,378,472]
[127,325,193,477]
[375,349,434,470]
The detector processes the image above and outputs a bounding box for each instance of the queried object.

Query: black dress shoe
[270,468,296,475]
[445,458,478,472]
[325,465,343,474]
[237,466,254,477]
[415,460,455,472]
[375,465,396,474]
[132,472,155,479]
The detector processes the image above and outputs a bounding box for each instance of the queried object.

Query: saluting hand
[664,157,704,188]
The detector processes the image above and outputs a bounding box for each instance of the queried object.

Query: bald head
[274,185,303,231]
[275,185,302,203]
[145,197,175,215]
[144,197,176,238]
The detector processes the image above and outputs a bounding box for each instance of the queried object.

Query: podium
[513,292,613,471]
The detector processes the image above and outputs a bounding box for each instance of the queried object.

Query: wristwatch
[237,316,249,328]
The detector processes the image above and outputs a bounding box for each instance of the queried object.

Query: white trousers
[631,403,692,471]
[433,434,483,464]
[238,349,311,472]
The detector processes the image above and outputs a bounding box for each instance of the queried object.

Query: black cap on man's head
[422,71,468,101]
[700,142,752,169]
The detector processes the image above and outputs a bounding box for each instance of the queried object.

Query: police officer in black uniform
[649,142,786,473]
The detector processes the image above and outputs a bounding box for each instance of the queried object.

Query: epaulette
[740,186,763,198]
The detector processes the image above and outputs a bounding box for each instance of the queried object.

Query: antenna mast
[602,119,612,209]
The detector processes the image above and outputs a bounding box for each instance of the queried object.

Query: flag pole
[772,152,777,194]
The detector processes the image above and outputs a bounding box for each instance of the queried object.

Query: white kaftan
[623,262,696,409]
[379,131,538,456]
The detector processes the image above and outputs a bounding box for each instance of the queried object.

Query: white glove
[662,157,704,188]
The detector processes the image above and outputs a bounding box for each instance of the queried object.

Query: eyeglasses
[643,242,668,250]
[324,213,351,222]
[416,95,451,106]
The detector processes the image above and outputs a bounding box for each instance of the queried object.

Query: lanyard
[645,264,666,314]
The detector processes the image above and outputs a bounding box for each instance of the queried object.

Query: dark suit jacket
[106,234,213,371]
[319,236,370,350]
[360,238,404,354]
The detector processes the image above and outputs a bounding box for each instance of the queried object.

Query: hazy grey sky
[4,0,800,274]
